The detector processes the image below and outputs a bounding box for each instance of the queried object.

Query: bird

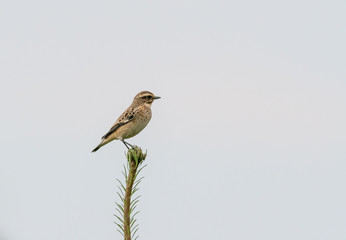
[92,91,160,152]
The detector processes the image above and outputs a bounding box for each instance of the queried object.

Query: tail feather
[92,141,105,152]
[92,145,101,152]
[92,138,112,153]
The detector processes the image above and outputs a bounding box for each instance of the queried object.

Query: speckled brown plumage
[92,91,160,152]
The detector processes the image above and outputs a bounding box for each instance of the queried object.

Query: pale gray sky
[1,0,345,240]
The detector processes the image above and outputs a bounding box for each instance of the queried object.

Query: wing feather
[101,112,135,139]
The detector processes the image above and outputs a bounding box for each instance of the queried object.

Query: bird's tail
[92,141,106,153]
[92,145,101,152]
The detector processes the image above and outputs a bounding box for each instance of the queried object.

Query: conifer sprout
[115,146,147,240]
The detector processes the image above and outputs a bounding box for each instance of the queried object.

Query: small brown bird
[92,91,160,152]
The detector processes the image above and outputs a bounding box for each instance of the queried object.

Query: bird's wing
[101,110,135,140]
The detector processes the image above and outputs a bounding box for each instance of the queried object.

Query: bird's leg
[121,140,130,149]
[124,140,133,148]
[121,140,133,149]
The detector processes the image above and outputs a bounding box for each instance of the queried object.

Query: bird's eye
[147,95,152,99]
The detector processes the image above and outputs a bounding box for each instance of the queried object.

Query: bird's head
[133,91,161,106]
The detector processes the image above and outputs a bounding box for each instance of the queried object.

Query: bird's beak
[153,96,161,100]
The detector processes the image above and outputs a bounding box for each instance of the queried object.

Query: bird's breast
[121,108,152,139]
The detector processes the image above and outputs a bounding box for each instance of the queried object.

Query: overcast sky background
[1,0,346,240]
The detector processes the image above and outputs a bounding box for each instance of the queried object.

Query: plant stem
[122,147,146,240]
[124,159,138,240]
